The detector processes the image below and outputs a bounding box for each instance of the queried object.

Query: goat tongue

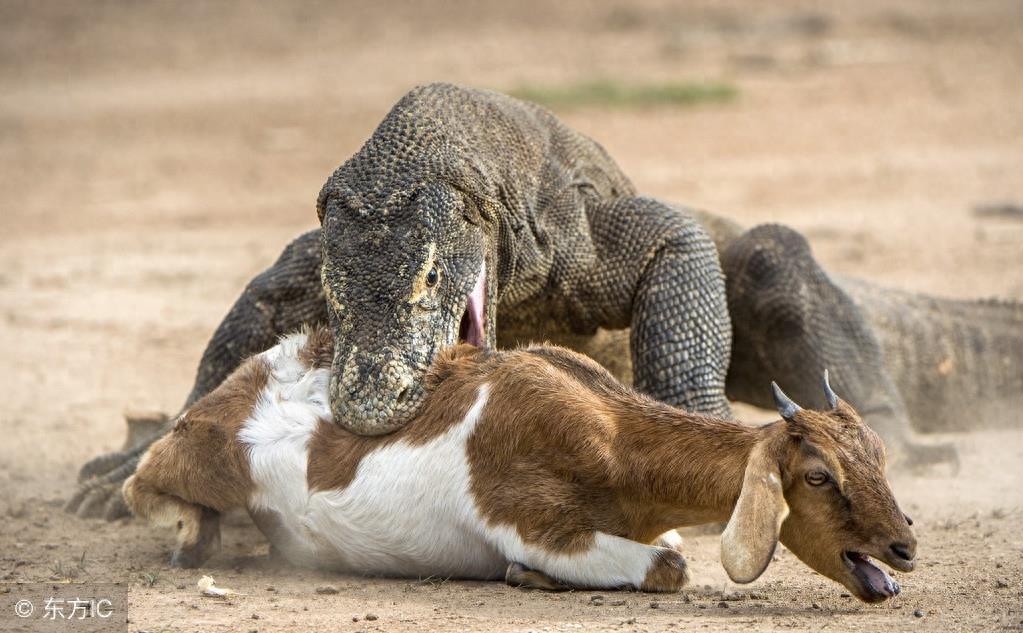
[847,552,900,597]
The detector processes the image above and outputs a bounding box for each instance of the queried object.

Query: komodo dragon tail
[840,279,1023,433]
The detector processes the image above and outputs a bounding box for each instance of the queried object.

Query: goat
[123,326,916,602]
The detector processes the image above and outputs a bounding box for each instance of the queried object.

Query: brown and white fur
[124,326,916,601]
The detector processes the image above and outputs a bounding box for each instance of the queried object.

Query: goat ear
[720,440,789,583]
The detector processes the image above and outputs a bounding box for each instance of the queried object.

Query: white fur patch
[240,363,506,578]
[237,334,673,586]
[656,529,684,550]
[488,526,660,589]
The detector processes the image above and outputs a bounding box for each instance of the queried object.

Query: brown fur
[462,345,754,553]
[444,343,913,599]
[296,324,335,370]
[122,356,270,566]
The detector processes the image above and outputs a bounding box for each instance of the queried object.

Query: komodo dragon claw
[65,411,170,519]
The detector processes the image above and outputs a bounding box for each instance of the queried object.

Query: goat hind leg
[122,474,222,568]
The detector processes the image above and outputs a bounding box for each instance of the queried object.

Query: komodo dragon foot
[65,411,169,519]
[902,440,960,474]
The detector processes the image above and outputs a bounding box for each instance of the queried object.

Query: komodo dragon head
[315,84,530,435]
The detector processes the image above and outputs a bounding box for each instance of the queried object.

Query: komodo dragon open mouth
[457,261,487,347]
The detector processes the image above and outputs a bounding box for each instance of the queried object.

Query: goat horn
[771,381,801,420]
[822,369,839,409]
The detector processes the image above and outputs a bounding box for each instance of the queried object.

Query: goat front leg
[504,531,690,593]
[122,475,222,568]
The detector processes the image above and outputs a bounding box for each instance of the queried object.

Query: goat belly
[240,373,507,580]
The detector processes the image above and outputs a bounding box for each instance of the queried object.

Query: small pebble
[352,616,360,622]
[251,614,260,620]
[625,618,636,624]
[365,614,378,621]
[717,601,729,609]
[590,598,604,606]
[650,601,660,609]
[176,584,186,590]
[995,580,1008,588]
[914,610,925,618]
[266,586,276,592]
[316,585,339,595]
[697,604,707,609]
[609,599,626,606]
[811,602,821,610]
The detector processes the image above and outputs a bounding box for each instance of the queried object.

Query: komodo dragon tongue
[459,261,487,347]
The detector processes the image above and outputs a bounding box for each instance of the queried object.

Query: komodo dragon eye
[425,266,440,287]
[806,471,829,486]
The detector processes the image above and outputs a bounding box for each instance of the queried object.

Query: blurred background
[1,2,1021,630]
[2,0,1022,493]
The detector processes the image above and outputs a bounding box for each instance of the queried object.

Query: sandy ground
[1,1,1021,631]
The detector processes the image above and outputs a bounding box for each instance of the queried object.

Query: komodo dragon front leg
[66,230,327,519]
[564,196,733,417]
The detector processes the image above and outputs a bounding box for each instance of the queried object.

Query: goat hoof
[640,548,690,593]
[505,562,569,591]
[171,508,222,569]
[170,548,204,569]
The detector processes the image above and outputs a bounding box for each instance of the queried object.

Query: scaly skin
[694,215,1021,436]
[70,83,1017,519]
[841,279,1023,432]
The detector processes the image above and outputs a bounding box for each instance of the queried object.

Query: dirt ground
[1,1,1021,631]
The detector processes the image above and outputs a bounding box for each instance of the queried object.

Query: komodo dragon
[68,83,1022,519]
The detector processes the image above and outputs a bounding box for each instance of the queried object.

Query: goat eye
[805,471,829,486]
[425,266,440,287]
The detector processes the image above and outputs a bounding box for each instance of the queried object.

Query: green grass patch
[510,79,738,110]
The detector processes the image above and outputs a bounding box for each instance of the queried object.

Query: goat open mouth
[458,261,487,347]
[842,551,900,601]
